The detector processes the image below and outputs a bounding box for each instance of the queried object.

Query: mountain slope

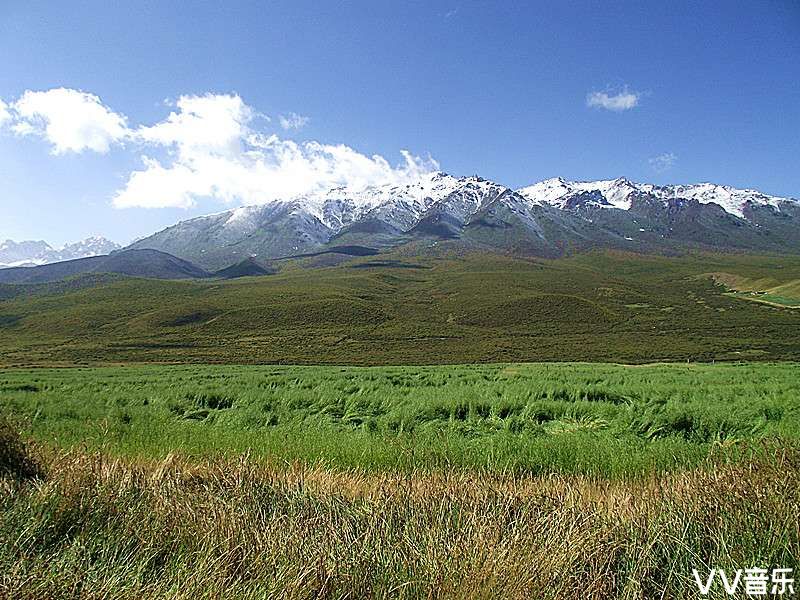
[0,249,209,284]
[213,258,275,279]
[126,202,332,270]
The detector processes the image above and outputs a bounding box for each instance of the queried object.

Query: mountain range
[126,173,800,270]
[0,236,120,268]
[3,174,799,276]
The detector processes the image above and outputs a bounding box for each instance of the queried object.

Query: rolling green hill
[0,249,211,284]
[1,250,800,366]
[709,272,800,308]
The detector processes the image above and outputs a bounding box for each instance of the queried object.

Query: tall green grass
[2,362,798,475]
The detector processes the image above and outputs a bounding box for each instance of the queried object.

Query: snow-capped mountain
[0,236,121,268]
[4,174,796,275]
[53,236,122,262]
[517,177,797,218]
[0,240,53,267]
[127,172,532,269]
[127,172,800,270]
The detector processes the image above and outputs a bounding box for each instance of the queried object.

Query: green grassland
[1,250,800,366]
[2,362,800,598]
[2,362,799,475]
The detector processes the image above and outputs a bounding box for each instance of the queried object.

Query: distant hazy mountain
[0,236,121,268]
[117,172,800,269]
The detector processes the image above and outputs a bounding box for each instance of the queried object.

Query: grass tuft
[0,416,43,481]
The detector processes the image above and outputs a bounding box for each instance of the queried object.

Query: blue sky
[1,0,798,245]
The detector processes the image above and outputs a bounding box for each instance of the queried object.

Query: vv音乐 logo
[693,568,795,596]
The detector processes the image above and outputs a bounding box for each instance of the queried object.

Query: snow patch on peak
[224,205,264,228]
[277,170,512,231]
[571,177,639,210]
[517,178,573,207]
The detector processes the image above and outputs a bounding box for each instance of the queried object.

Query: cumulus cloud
[649,152,677,172]
[586,87,641,112]
[114,157,209,209]
[114,93,436,208]
[0,88,438,209]
[11,88,128,153]
[278,112,310,130]
[135,94,252,154]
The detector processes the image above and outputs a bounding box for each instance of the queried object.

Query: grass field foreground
[1,430,798,599]
[3,362,800,597]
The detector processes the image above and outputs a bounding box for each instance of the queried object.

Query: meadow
[1,362,800,598]
[2,251,800,366]
[2,362,799,474]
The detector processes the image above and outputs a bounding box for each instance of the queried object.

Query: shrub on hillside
[0,416,43,481]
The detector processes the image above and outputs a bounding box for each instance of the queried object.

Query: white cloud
[586,87,641,112]
[113,157,208,209]
[649,152,677,172]
[0,88,438,210]
[11,88,128,153]
[112,93,437,209]
[136,93,252,155]
[278,112,310,130]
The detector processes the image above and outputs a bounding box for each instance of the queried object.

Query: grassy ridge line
[2,362,799,476]
[1,441,798,599]
[1,252,800,366]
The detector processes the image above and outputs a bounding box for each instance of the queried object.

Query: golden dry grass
[2,440,798,599]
